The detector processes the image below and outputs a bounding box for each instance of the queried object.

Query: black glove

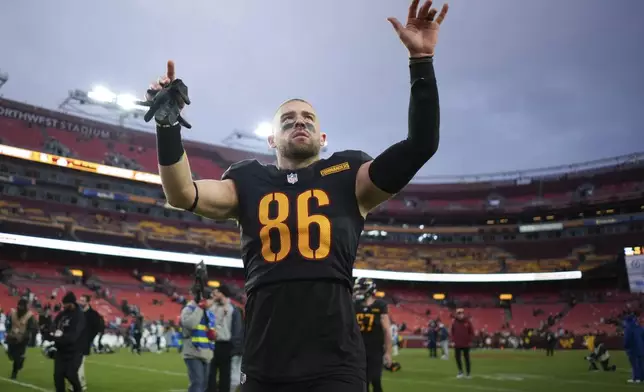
[138,79,192,129]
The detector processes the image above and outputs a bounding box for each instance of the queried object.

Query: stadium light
[87,86,148,112]
[59,85,150,129]
[254,122,273,137]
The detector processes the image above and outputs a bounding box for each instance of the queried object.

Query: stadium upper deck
[1,97,643,222]
[0,97,642,278]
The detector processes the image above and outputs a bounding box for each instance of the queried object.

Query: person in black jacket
[95,315,106,353]
[52,292,85,392]
[545,330,556,357]
[77,295,101,390]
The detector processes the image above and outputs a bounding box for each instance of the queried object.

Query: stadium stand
[0,97,643,345]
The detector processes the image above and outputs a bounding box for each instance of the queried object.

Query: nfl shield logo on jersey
[286,173,298,184]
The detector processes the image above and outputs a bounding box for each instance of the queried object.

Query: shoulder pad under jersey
[221,159,260,181]
[374,299,389,312]
[332,150,374,164]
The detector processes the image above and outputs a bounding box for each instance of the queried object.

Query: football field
[0,347,634,391]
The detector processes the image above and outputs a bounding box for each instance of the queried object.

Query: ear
[320,132,327,147]
[267,134,277,149]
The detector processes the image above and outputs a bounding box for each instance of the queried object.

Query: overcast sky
[1,0,643,179]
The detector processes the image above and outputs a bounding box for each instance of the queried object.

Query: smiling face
[269,99,327,162]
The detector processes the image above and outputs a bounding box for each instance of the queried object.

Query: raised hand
[145,60,179,104]
[141,60,192,128]
[388,0,448,58]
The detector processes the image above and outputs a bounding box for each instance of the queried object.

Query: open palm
[388,0,448,58]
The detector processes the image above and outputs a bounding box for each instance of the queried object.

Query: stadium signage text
[518,222,563,233]
[0,104,112,139]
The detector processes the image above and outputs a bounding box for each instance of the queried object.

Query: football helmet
[384,361,402,372]
[42,341,57,360]
[353,278,377,301]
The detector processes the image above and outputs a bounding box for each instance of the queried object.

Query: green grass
[0,347,634,391]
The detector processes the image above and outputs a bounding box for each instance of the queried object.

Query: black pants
[366,353,383,392]
[546,345,555,356]
[428,343,437,358]
[97,333,104,352]
[7,342,28,378]
[54,354,83,392]
[209,341,233,392]
[241,374,366,392]
[455,348,471,375]
[132,334,142,354]
[589,359,616,372]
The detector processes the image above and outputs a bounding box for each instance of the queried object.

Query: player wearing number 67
[354,278,392,392]
[151,0,446,390]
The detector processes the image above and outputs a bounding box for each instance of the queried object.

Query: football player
[354,278,392,392]
[149,1,447,389]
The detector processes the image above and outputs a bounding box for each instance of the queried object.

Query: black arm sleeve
[368,57,440,194]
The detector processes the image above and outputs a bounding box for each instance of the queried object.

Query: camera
[192,261,209,302]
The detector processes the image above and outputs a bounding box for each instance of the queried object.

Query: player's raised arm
[355,0,447,215]
[152,61,239,220]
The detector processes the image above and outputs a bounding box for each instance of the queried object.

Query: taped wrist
[156,124,185,166]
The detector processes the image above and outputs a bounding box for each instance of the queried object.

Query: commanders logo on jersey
[320,162,350,177]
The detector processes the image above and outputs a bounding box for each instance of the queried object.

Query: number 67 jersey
[222,149,372,383]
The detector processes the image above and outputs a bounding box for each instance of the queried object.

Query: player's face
[78,296,88,309]
[270,100,326,161]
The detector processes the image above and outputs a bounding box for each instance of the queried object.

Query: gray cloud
[1,0,642,178]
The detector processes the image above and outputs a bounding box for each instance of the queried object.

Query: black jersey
[222,150,372,383]
[355,299,388,355]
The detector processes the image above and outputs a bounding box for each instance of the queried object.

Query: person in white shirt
[0,309,7,344]
[155,321,165,353]
[390,324,400,357]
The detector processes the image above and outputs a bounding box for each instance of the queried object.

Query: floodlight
[87,86,116,103]
[254,122,273,137]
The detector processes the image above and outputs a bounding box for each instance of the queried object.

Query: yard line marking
[382,377,526,392]
[85,360,185,376]
[0,376,52,392]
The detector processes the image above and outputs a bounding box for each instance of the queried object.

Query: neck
[364,297,375,306]
[276,155,319,171]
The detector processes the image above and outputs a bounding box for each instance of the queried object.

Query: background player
[451,308,474,379]
[354,278,392,392]
[149,0,446,389]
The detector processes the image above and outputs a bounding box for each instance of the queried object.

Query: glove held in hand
[140,79,192,129]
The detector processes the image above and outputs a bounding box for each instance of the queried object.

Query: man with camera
[182,287,217,392]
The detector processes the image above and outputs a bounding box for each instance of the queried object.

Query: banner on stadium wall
[518,222,563,233]
[0,143,162,185]
[0,103,114,139]
[0,232,582,283]
[624,247,644,293]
